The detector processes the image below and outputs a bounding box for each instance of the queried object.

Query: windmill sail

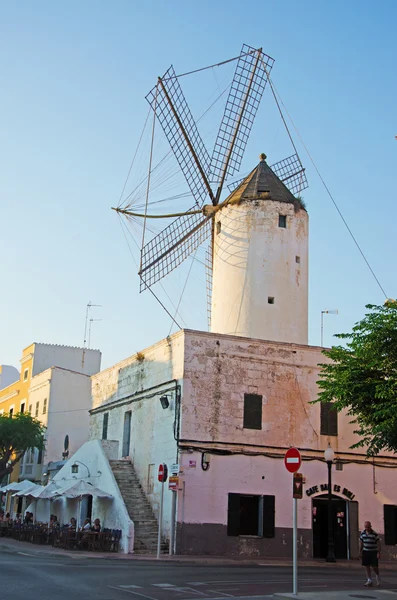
[228,153,309,197]
[210,45,274,191]
[146,66,214,207]
[139,208,211,291]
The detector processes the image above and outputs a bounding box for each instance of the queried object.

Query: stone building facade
[89,328,397,558]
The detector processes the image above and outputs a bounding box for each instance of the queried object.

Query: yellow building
[0,345,35,484]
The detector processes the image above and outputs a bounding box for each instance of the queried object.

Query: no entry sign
[284,447,301,473]
[158,463,168,482]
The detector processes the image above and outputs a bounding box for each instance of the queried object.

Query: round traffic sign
[284,447,301,473]
[158,463,168,482]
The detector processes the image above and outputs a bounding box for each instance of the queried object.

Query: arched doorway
[312,494,359,559]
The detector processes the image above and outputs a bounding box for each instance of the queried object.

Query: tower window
[279,215,287,228]
[268,297,275,304]
[296,256,300,264]
[216,221,221,235]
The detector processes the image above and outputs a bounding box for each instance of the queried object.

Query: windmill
[115,44,309,343]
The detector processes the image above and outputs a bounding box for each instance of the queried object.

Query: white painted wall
[90,333,184,538]
[211,199,308,345]
[32,343,101,377]
[28,367,93,476]
[0,365,19,390]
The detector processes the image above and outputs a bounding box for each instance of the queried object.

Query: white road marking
[187,583,207,586]
[152,584,176,588]
[108,586,158,600]
[119,585,143,589]
[205,591,234,597]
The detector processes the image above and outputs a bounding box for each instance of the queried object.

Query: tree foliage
[0,412,46,479]
[316,301,397,456]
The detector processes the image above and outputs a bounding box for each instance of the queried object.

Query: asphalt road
[2,548,397,600]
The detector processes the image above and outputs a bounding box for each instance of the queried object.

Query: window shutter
[328,404,338,436]
[262,495,275,538]
[102,413,109,440]
[227,493,241,536]
[243,394,263,430]
[384,505,397,545]
[320,402,338,436]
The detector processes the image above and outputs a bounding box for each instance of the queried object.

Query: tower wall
[210,198,308,344]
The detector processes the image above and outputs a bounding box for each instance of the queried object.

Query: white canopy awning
[12,483,41,497]
[0,479,40,494]
[52,480,112,499]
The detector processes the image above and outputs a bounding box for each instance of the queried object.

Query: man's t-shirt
[360,529,379,551]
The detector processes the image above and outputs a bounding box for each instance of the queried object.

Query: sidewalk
[1,537,396,570]
[274,591,397,600]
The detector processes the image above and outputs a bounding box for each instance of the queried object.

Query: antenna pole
[82,302,102,368]
[88,319,102,349]
[215,48,262,205]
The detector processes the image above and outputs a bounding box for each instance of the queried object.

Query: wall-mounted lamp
[71,460,90,476]
[160,395,170,409]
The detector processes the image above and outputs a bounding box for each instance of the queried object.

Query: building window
[320,402,338,436]
[9,407,14,418]
[37,449,43,465]
[227,493,275,537]
[335,461,343,471]
[296,256,300,264]
[28,404,32,414]
[384,505,397,545]
[268,296,275,304]
[243,393,262,430]
[216,221,221,235]
[35,402,39,418]
[20,402,25,414]
[102,413,109,440]
[42,398,47,415]
[279,215,287,228]
[23,369,29,381]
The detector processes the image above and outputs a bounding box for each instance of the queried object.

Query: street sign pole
[284,448,302,597]
[157,475,164,559]
[293,495,297,596]
[157,463,168,559]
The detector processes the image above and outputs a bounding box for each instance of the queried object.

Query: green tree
[316,301,397,456]
[0,412,46,480]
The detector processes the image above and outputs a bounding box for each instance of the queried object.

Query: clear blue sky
[1,0,396,370]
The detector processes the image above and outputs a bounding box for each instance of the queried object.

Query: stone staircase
[109,459,168,554]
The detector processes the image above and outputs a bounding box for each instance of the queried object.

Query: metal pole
[157,480,164,559]
[321,311,324,347]
[326,461,336,562]
[293,495,298,596]
[169,491,176,555]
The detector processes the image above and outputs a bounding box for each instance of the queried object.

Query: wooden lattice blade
[139,208,211,291]
[146,66,213,208]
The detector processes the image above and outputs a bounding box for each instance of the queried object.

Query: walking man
[359,520,381,587]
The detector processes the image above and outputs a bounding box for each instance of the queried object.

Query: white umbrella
[12,483,41,497]
[0,479,38,493]
[53,480,112,499]
[30,481,60,499]
[53,480,112,528]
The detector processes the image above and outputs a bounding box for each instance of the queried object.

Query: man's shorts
[362,550,378,566]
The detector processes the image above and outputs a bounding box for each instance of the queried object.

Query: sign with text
[168,476,180,491]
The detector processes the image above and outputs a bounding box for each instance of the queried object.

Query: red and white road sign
[158,463,168,482]
[284,448,301,473]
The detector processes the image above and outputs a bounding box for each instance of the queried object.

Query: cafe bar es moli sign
[305,483,356,500]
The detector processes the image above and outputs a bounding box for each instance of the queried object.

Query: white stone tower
[210,154,308,345]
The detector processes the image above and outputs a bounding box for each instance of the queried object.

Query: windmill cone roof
[227,155,299,206]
